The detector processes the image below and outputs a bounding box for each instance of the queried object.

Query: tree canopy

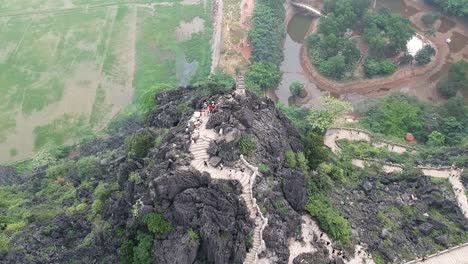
[248,0,285,66]
[245,63,282,95]
[436,60,468,97]
[363,11,415,56]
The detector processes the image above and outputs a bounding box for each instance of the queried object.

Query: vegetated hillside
[1,85,467,264]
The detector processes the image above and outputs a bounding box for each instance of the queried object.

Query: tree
[436,76,458,98]
[289,81,305,97]
[364,58,382,77]
[319,55,347,79]
[245,62,282,95]
[435,60,468,97]
[361,93,424,138]
[302,132,329,170]
[427,131,445,146]
[379,59,397,75]
[248,1,285,65]
[415,45,436,65]
[306,96,352,133]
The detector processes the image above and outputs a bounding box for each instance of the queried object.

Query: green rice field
[0,0,212,163]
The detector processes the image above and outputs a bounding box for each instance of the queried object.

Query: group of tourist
[201,100,217,116]
[187,99,218,143]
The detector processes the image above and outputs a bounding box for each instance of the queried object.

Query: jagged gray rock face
[281,168,307,212]
[205,91,307,263]
[330,171,468,263]
[2,88,308,264]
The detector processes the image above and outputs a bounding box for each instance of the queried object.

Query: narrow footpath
[188,104,267,264]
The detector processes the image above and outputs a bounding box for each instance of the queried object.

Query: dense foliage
[245,63,282,94]
[248,0,285,65]
[424,0,468,17]
[363,11,415,57]
[415,45,436,65]
[306,164,351,245]
[306,96,353,133]
[306,34,360,79]
[306,0,417,79]
[358,93,468,145]
[436,60,468,98]
[289,81,305,97]
[364,58,397,77]
[246,0,284,93]
[143,213,172,236]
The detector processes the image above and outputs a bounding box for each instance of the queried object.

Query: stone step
[191,148,208,154]
[190,143,210,149]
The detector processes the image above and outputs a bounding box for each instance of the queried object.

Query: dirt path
[210,0,223,73]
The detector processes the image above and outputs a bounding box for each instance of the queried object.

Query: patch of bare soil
[176,16,205,41]
[218,0,254,74]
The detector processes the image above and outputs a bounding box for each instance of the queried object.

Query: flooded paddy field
[0,0,213,163]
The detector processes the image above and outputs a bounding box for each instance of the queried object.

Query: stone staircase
[188,111,267,264]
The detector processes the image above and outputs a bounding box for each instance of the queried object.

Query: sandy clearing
[176,16,205,41]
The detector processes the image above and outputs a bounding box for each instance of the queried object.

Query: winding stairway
[189,110,267,264]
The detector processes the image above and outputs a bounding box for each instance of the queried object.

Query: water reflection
[276,15,325,106]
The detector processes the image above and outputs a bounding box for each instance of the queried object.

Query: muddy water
[276,15,325,106]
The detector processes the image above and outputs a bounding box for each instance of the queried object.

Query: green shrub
[415,45,436,65]
[133,233,154,264]
[427,131,445,146]
[91,200,104,218]
[373,254,385,264]
[129,172,143,184]
[143,212,172,236]
[176,100,191,115]
[45,160,76,180]
[94,182,113,201]
[302,132,329,170]
[187,227,199,242]
[285,150,297,168]
[289,81,305,97]
[0,234,11,251]
[138,83,174,114]
[258,164,271,173]
[125,130,155,158]
[77,156,100,180]
[238,134,257,156]
[245,62,282,94]
[296,152,309,172]
[119,240,134,264]
[306,194,351,245]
